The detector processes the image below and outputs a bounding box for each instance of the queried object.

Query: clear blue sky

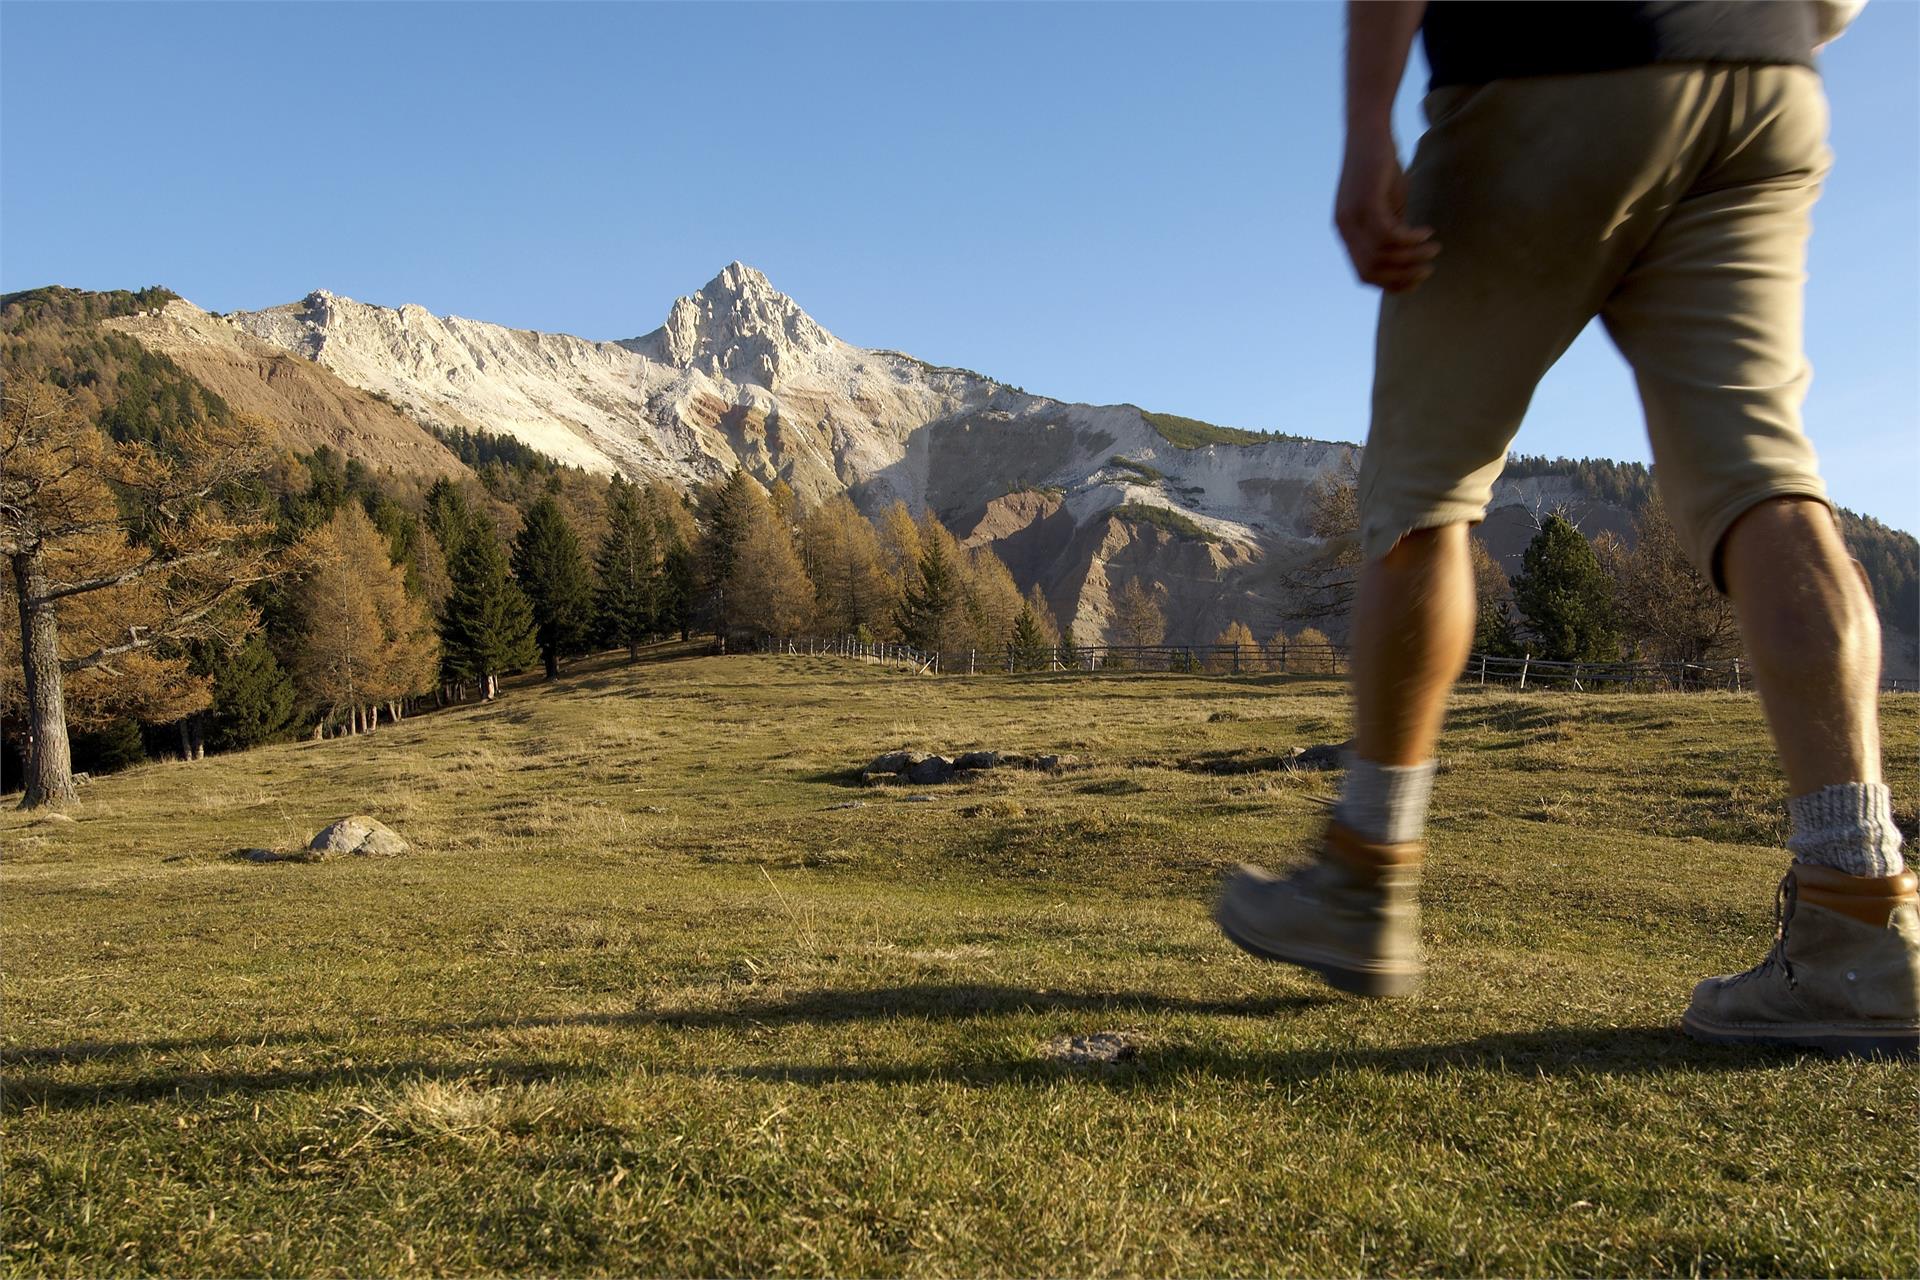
[4,1,1914,531]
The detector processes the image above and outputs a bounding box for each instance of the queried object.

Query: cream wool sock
[1788,782,1906,878]
[1334,755,1436,846]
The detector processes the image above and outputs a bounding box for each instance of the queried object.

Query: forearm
[1345,0,1426,134]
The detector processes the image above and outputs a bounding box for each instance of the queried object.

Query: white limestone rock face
[221,263,1369,642]
[218,260,1770,653]
[623,261,836,387]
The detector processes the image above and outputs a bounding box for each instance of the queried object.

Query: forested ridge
[1505,451,1915,626]
[2,288,1914,798]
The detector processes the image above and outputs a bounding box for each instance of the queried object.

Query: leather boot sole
[1681,1009,1919,1059]
[1212,898,1422,998]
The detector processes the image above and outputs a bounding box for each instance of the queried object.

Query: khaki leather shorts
[1358,64,1833,588]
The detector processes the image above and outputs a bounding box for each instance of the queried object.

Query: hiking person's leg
[1724,497,1885,800]
[1598,64,1915,1054]
[1338,521,1474,844]
[1215,69,1710,995]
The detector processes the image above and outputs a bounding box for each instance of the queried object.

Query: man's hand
[1335,127,1438,293]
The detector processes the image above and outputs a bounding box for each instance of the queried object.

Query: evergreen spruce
[595,475,659,659]
[424,477,473,552]
[1010,605,1052,671]
[439,516,537,698]
[205,634,299,751]
[660,540,697,642]
[512,494,594,679]
[1057,626,1082,670]
[895,536,962,653]
[695,470,760,642]
[1512,513,1621,662]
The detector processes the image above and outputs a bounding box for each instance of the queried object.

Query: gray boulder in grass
[308,815,409,858]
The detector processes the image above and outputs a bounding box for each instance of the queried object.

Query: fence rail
[760,635,1918,694]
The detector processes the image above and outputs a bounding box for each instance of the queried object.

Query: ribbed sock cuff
[1787,782,1906,878]
[1334,755,1435,846]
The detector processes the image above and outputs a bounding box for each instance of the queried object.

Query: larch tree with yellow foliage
[1,380,272,808]
[286,505,438,736]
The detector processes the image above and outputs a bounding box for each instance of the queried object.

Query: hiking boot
[1683,864,1920,1058]
[1212,821,1424,997]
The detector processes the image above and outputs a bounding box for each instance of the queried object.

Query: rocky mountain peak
[625,261,838,387]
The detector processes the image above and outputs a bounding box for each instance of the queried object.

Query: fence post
[1280,641,1288,674]
[1732,658,1742,693]
[968,649,976,676]
[1007,644,1015,674]
[1232,643,1240,675]
[1519,652,1530,690]
[1479,653,1488,686]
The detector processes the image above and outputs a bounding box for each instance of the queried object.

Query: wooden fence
[761,635,1918,694]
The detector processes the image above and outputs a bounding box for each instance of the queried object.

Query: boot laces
[1730,873,1798,990]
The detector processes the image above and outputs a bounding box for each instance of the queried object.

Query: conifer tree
[800,496,891,638]
[204,633,299,751]
[1279,451,1363,620]
[1512,512,1621,662]
[424,478,473,554]
[1010,605,1052,671]
[729,491,814,638]
[646,481,699,641]
[1210,620,1257,672]
[440,515,536,699]
[512,494,594,679]
[595,475,659,660]
[965,547,1025,651]
[1113,577,1166,648]
[896,534,964,653]
[1288,625,1337,673]
[288,506,438,732]
[1608,493,1740,664]
[660,540,697,642]
[1469,537,1519,657]
[1,380,271,807]
[695,470,760,645]
[877,500,923,584]
[1057,626,1083,669]
[1022,583,1061,646]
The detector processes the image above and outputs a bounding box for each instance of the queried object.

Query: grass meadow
[4,650,1916,1276]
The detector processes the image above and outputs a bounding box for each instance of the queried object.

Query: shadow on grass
[724,1024,1748,1088]
[6,984,1818,1114]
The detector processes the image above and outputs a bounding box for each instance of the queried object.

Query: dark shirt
[1421,1,1820,89]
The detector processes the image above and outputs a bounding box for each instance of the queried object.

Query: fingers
[1343,219,1441,292]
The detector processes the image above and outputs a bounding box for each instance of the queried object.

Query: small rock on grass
[1039,1031,1141,1067]
[1284,743,1345,772]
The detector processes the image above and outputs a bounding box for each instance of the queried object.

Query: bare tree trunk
[11,550,75,809]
